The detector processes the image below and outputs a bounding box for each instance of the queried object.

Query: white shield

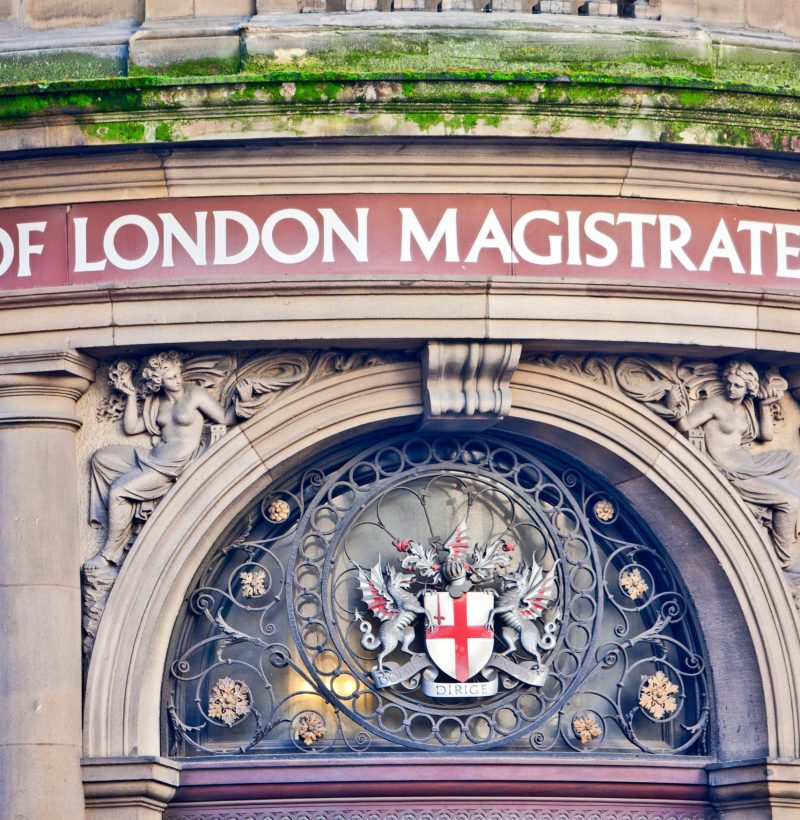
[424,590,495,683]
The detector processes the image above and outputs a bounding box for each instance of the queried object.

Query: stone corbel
[83,756,182,820]
[421,341,521,431]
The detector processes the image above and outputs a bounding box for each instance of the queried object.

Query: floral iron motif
[240,570,267,598]
[294,712,327,745]
[208,677,252,727]
[572,713,603,744]
[619,567,649,601]
[639,671,680,720]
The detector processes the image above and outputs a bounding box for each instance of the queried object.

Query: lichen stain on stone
[280,82,296,101]
[273,49,308,64]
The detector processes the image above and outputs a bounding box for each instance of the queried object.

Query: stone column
[0,350,96,820]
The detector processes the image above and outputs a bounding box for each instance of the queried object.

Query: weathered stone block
[659,0,695,19]
[0,0,18,20]
[195,0,255,14]
[23,0,144,28]
[83,757,181,820]
[421,341,520,431]
[129,32,242,73]
[1,745,84,820]
[145,0,194,19]
[0,586,82,747]
[696,0,744,26]
[786,5,800,38]
[347,0,379,11]
[537,0,579,12]
[585,1,618,15]
[628,0,660,19]
[257,0,303,10]
[745,0,784,32]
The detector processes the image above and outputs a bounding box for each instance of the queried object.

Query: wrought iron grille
[166,433,709,756]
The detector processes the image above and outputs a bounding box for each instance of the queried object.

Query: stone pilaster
[709,761,800,818]
[0,350,96,820]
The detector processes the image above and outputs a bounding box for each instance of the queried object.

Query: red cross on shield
[424,590,495,682]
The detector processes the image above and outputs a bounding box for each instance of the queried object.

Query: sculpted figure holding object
[85,351,243,570]
[669,360,800,569]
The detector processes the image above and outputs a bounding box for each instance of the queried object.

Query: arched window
[165,432,709,757]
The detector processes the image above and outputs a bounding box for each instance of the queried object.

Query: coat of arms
[355,518,560,697]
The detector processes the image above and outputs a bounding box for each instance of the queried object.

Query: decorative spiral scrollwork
[166,433,709,757]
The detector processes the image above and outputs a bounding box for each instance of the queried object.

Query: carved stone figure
[85,351,243,570]
[81,347,408,656]
[530,354,800,576]
[670,360,800,569]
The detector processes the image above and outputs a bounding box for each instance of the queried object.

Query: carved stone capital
[82,756,182,819]
[421,341,521,431]
[709,760,800,817]
[0,349,97,429]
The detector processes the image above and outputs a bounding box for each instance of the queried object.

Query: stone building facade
[2,2,800,819]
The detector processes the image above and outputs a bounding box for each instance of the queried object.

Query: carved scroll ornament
[422,341,521,430]
[529,353,800,604]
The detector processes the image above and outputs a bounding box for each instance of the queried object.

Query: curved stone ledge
[0,16,800,152]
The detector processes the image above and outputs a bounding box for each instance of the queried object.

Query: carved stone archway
[82,358,800,809]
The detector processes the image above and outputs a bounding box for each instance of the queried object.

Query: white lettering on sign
[776,224,800,278]
[737,220,773,277]
[0,222,47,278]
[74,216,106,272]
[617,212,657,268]
[319,207,369,263]
[512,210,562,265]
[400,207,459,262]
[104,214,160,271]
[213,211,259,266]
[465,208,518,264]
[160,212,207,267]
[2,196,800,291]
[699,218,744,274]
[420,677,499,697]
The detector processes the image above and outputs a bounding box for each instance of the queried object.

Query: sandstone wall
[0,0,798,37]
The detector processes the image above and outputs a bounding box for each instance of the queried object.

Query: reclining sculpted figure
[85,351,242,570]
[669,359,800,571]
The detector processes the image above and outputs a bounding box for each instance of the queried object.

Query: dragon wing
[443,515,470,559]
[519,561,559,620]
[357,558,397,621]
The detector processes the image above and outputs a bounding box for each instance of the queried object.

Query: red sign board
[1,194,799,292]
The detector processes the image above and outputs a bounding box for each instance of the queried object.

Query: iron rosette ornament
[166,433,709,756]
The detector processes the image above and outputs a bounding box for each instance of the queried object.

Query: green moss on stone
[0,87,144,122]
[154,121,173,141]
[129,56,242,79]
[0,50,124,85]
[0,30,797,154]
[81,120,146,143]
